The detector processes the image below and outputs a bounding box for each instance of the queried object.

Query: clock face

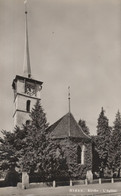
[26,83,35,96]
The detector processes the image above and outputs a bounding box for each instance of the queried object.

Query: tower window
[26,120,30,126]
[26,100,31,112]
[77,146,81,164]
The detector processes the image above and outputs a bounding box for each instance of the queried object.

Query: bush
[5,169,20,186]
[0,180,6,187]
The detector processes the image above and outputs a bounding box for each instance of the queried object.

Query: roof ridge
[68,112,71,137]
[48,113,68,131]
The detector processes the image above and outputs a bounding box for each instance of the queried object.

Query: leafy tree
[78,119,90,135]
[108,110,121,177]
[0,100,68,181]
[0,128,22,186]
[0,129,19,171]
[96,107,111,174]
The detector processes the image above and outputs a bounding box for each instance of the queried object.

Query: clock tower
[12,76,43,128]
[12,1,43,128]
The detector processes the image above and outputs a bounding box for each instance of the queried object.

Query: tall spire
[68,86,71,113]
[23,0,31,78]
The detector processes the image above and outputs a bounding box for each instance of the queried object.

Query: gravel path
[0,182,121,196]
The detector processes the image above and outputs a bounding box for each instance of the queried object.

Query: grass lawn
[0,182,121,196]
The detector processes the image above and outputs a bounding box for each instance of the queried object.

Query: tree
[24,100,68,181]
[78,119,90,135]
[0,100,68,182]
[41,142,69,181]
[0,127,22,186]
[108,110,121,177]
[96,107,111,174]
[17,100,49,174]
[92,136,100,178]
[0,129,19,171]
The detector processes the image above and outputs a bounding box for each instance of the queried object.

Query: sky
[0,0,121,135]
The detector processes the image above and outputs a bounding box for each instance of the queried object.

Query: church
[12,1,92,180]
[48,112,92,179]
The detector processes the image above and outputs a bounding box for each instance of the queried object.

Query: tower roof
[23,0,31,78]
[48,112,91,140]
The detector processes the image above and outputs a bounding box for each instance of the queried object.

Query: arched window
[77,146,81,164]
[81,145,85,165]
[26,120,30,126]
[26,100,31,112]
[77,145,85,165]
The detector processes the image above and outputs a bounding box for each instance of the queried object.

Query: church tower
[12,1,43,128]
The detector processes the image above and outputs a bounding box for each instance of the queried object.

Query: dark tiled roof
[48,112,91,140]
